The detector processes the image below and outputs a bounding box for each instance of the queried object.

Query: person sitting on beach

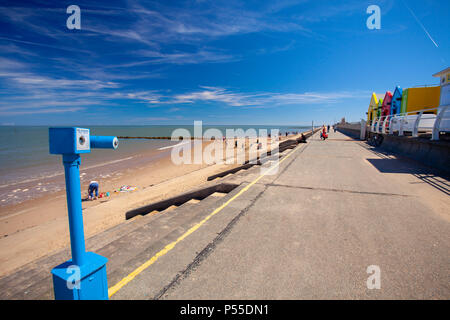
[88,181,99,200]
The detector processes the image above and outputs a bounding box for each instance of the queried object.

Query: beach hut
[432,67,450,110]
[367,93,378,124]
[377,98,383,119]
[400,86,440,115]
[367,93,383,124]
[431,67,450,137]
[381,91,393,119]
[390,86,402,115]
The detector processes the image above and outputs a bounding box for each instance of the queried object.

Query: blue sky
[0,0,448,126]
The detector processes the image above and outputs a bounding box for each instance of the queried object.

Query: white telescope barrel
[90,136,119,149]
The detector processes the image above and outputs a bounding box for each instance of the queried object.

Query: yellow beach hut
[400,86,441,115]
[367,93,383,124]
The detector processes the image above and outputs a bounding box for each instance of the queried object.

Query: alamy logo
[170,121,281,176]
[66,265,81,290]
[366,5,381,30]
[366,265,381,289]
[66,5,81,30]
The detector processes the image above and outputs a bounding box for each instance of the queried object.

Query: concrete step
[0,190,230,299]
[101,192,234,290]
[5,189,236,299]
[0,202,190,299]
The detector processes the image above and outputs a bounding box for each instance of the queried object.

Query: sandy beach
[0,133,301,278]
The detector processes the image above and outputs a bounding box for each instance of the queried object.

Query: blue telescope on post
[49,127,118,300]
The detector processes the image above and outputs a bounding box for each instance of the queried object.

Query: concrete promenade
[1,130,449,299]
[156,131,450,299]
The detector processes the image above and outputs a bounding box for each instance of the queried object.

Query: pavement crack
[265,183,413,197]
[153,185,268,300]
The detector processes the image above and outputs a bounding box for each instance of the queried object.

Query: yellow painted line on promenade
[108,144,302,298]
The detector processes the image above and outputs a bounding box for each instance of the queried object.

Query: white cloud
[0,107,84,116]
[144,86,370,108]
[130,49,237,65]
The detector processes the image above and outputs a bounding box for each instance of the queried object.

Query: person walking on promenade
[321,125,328,140]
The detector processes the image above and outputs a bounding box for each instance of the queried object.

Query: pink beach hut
[381,91,393,119]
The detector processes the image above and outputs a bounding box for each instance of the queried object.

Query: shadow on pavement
[362,144,450,196]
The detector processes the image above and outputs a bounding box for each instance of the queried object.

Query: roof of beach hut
[382,91,393,104]
[368,93,383,121]
[391,86,403,115]
[392,86,402,97]
[369,92,383,108]
[432,67,450,107]
[382,91,392,108]
[432,67,450,86]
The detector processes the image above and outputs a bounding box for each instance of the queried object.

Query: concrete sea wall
[374,134,450,174]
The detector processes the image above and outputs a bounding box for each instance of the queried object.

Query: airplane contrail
[402,0,439,48]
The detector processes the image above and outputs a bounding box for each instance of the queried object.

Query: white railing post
[384,116,390,134]
[399,116,405,136]
[412,112,423,137]
[389,116,395,135]
[432,105,449,140]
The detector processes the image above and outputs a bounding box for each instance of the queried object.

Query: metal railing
[367,105,450,140]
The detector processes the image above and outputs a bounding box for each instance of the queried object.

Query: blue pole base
[51,252,108,300]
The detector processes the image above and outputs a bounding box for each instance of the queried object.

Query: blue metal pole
[62,153,86,266]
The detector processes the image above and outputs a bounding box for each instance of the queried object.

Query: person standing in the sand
[88,181,99,200]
